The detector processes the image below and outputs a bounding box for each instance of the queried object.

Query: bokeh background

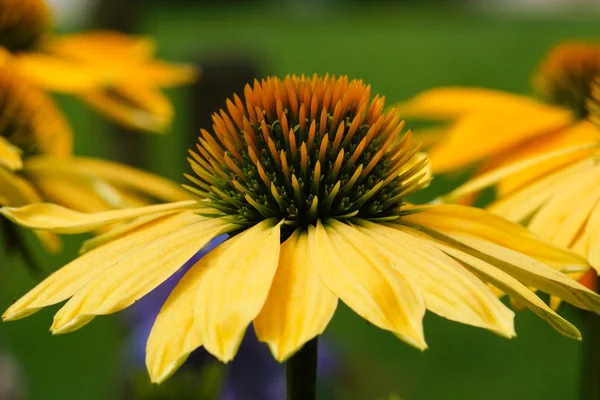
[1,0,600,399]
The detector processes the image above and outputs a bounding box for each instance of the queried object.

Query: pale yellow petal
[396,87,541,119]
[13,53,107,93]
[436,231,600,313]
[441,142,600,203]
[488,157,597,223]
[0,137,22,171]
[254,230,338,361]
[414,228,581,339]
[404,204,586,266]
[27,176,116,213]
[0,200,198,233]
[309,220,427,349]
[431,106,572,173]
[3,212,202,321]
[528,169,600,247]
[71,157,191,202]
[51,217,234,334]
[356,221,515,337]
[146,240,230,383]
[196,219,282,362]
[584,202,600,271]
[80,89,170,134]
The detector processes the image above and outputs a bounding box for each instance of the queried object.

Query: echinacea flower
[0,55,190,252]
[0,0,196,133]
[398,41,600,198]
[2,75,600,387]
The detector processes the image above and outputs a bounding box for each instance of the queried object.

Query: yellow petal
[0,199,198,233]
[488,157,596,223]
[70,157,191,202]
[254,230,338,361]
[404,204,586,266]
[79,89,171,134]
[436,231,600,313]
[441,141,600,203]
[0,137,22,171]
[356,221,515,337]
[126,61,198,88]
[584,203,600,271]
[429,104,573,172]
[51,217,233,334]
[310,220,427,349]
[528,169,600,247]
[3,212,202,321]
[146,239,231,383]
[196,219,282,362]
[13,53,107,93]
[417,229,581,340]
[396,87,540,119]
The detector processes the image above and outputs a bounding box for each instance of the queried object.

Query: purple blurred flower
[123,235,338,399]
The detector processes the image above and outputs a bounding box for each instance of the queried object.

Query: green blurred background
[1,1,599,399]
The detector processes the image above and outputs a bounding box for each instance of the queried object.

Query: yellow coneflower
[2,75,599,390]
[0,0,197,133]
[397,41,600,196]
[0,57,190,252]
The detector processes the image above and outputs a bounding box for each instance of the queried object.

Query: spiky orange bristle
[186,74,429,227]
[532,42,600,118]
[0,0,51,52]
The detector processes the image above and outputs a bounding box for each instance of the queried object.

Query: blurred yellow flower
[0,57,190,252]
[0,0,197,133]
[2,75,598,383]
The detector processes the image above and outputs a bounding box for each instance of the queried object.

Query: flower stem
[286,337,319,400]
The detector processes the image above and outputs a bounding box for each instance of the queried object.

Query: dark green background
[1,2,597,399]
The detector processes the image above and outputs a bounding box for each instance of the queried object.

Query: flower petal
[3,212,202,321]
[404,204,586,266]
[0,137,22,171]
[146,239,231,383]
[310,220,427,349]
[51,217,233,334]
[13,53,106,93]
[254,230,338,361]
[356,220,515,337]
[441,142,600,203]
[414,228,581,340]
[431,230,600,314]
[0,200,198,233]
[396,87,539,119]
[196,219,282,362]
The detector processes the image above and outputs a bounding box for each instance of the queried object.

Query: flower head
[0,0,196,133]
[532,42,600,118]
[0,0,50,52]
[187,75,427,228]
[2,74,599,384]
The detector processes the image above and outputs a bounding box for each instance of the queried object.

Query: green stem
[286,337,319,400]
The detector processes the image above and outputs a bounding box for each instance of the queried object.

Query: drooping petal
[13,53,107,93]
[404,204,586,266]
[0,199,198,233]
[440,142,600,203]
[146,239,231,383]
[431,230,600,314]
[51,217,234,334]
[356,221,515,337]
[396,87,542,119]
[196,219,282,362]
[79,89,171,134]
[428,104,573,172]
[412,227,581,340]
[3,211,202,321]
[309,220,427,349]
[126,60,198,88]
[0,137,22,170]
[254,230,338,361]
